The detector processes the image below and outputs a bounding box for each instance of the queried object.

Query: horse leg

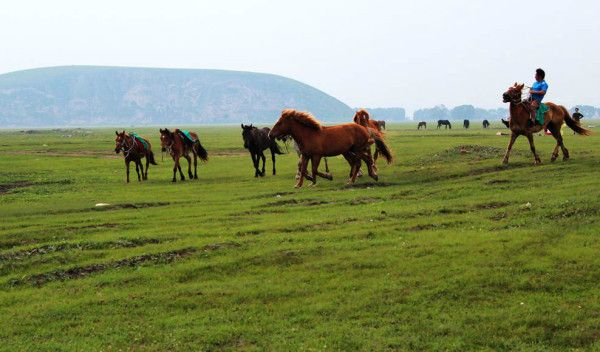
[271,150,276,175]
[183,154,193,179]
[260,152,266,177]
[145,157,149,180]
[309,155,322,185]
[525,133,541,165]
[373,148,379,171]
[551,126,569,161]
[324,157,330,173]
[177,159,185,181]
[295,155,309,188]
[547,123,561,162]
[193,152,198,179]
[172,157,178,182]
[250,152,260,177]
[125,160,130,183]
[358,149,378,181]
[137,160,144,181]
[502,132,518,165]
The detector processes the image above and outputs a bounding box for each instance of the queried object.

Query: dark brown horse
[114,131,157,183]
[375,120,386,130]
[269,109,392,187]
[501,83,591,164]
[482,119,490,128]
[241,124,283,177]
[159,128,208,182]
[417,121,427,130]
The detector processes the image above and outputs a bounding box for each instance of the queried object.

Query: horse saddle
[178,130,197,145]
[130,132,149,150]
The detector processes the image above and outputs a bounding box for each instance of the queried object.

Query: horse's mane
[353,109,370,125]
[283,109,322,130]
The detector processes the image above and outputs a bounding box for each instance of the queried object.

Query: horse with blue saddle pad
[159,128,208,182]
[114,131,157,182]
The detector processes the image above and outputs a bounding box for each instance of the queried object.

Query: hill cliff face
[0,66,354,127]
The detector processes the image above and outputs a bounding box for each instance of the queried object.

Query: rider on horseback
[529,68,548,124]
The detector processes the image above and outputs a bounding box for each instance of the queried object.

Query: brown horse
[501,83,591,164]
[114,131,157,183]
[269,109,392,187]
[159,128,208,182]
[353,109,386,171]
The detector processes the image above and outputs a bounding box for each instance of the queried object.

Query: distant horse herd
[114,83,591,186]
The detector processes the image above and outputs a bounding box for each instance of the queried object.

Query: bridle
[117,134,137,158]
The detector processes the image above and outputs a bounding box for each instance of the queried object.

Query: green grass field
[1,122,599,351]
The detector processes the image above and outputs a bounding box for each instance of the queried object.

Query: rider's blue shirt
[531,80,548,102]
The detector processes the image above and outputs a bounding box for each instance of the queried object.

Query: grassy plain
[1,121,599,351]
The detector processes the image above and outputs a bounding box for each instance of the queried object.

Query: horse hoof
[563,157,569,162]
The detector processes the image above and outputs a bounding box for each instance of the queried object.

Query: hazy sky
[1,0,598,114]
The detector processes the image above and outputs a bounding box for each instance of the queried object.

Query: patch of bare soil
[265,198,332,207]
[348,196,382,205]
[0,179,71,195]
[0,238,164,262]
[341,182,397,189]
[92,202,170,211]
[9,247,197,287]
[200,242,241,251]
[474,201,510,210]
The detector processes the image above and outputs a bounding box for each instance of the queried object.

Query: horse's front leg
[502,132,518,165]
[358,149,378,181]
[309,155,322,185]
[525,133,541,165]
[271,150,276,175]
[251,152,260,177]
[295,155,309,188]
[172,155,180,182]
[260,152,266,177]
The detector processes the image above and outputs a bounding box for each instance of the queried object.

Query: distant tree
[451,105,475,120]
[413,105,450,121]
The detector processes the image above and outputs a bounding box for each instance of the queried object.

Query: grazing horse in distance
[375,120,386,130]
[501,83,590,164]
[269,109,392,187]
[417,121,427,130]
[437,120,452,129]
[241,124,283,177]
[482,119,490,128]
[463,120,470,129]
[159,128,208,182]
[114,131,157,183]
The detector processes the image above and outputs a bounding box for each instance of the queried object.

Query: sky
[1,0,598,114]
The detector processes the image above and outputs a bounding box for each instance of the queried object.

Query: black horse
[463,119,470,129]
[241,124,284,177]
[417,121,427,130]
[437,120,452,129]
[482,119,490,128]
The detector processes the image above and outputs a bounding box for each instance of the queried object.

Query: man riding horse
[529,68,548,125]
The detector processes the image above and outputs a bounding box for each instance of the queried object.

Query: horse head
[241,124,255,149]
[159,128,174,152]
[353,109,371,127]
[503,83,524,103]
[270,109,321,140]
[114,130,127,154]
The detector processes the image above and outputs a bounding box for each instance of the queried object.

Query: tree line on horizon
[406,104,599,121]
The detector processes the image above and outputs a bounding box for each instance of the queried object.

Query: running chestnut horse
[501,83,591,164]
[241,124,283,177]
[269,109,392,187]
[353,109,386,171]
[114,131,157,182]
[159,128,208,182]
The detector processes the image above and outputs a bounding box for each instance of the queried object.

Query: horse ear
[250,124,253,128]
[518,83,524,89]
[115,131,118,135]
[513,82,517,87]
[241,123,244,129]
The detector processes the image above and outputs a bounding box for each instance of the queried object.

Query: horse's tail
[562,106,592,136]
[372,133,393,164]
[270,139,284,154]
[194,141,209,161]
[146,150,158,165]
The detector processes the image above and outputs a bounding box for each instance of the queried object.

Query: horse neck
[288,121,318,151]
[510,101,527,120]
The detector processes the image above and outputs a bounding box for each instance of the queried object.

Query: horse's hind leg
[125,160,130,183]
[271,149,276,175]
[183,154,193,179]
[525,133,541,165]
[135,161,142,181]
[358,149,378,181]
[145,158,149,180]
[193,152,198,179]
[138,160,145,181]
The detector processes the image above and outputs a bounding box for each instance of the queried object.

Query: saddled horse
[159,128,208,182]
[437,120,452,129]
[463,119,470,129]
[114,131,157,183]
[269,109,392,187]
[482,119,490,128]
[417,121,427,130]
[501,83,590,164]
[241,124,283,177]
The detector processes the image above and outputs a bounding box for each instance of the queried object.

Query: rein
[121,135,137,159]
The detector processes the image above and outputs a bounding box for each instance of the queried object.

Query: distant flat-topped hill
[0,66,354,127]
